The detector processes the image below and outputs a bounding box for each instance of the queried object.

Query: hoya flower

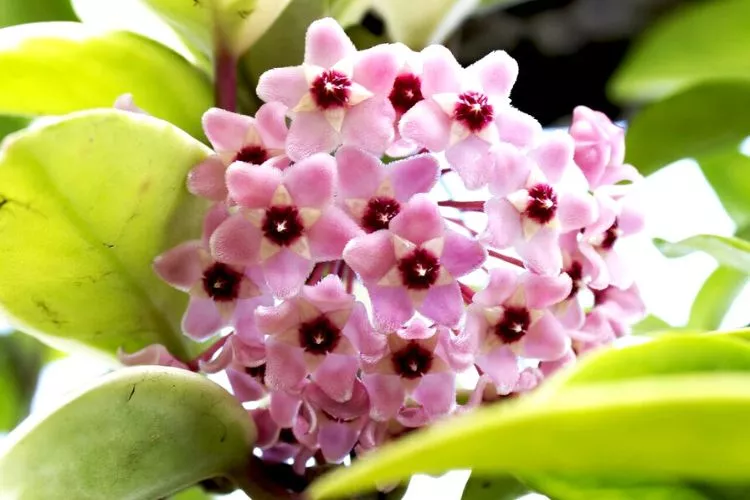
[255,275,372,402]
[188,103,290,201]
[484,169,597,275]
[344,194,485,328]
[117,344,188,370]
[385,44,427,157]
[210,155,362,298]
[362,319,456,422]
[335,146,439,232]
[256,18,399,161]
[399,45,541,189]
[593,284,646,337]
[466,268,571,393]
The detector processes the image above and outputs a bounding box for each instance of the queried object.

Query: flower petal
[418,282,463,327]
[255,101,289,149]
[182,297,224,340]
[341,97,395,156]
[413,371,455,417]
[286,111,340,162]
[343,230,396,282]
[516,226,562,276]
[304,18,356,67]
[522,272,572,309]
[354,44,400,95]
[307,206,364,261]
[187,156,228,201]
[529,131,573,184]
[368,285,414,331]
[302,275,353,313]
[312,354,360,402]
[257,66,308,108]
[399,100,451,152]
[270,389,303,428]
[226,367,267,402]
[523,312,569,360]
[209,213,262,265]
[362,373,405,421]
[263,249,314,299]
[557,191,598,232]
[335,146,384,200]
[318,420,363,463]
[389,194,443,246]
[495,106,541,147]
[445,135,493,190]
[475,345,519,395]
[390,153,439,202]
[202,107,252,153]
[226,162,283,209]
[483,197,521,248]
[153,240,204,290]
[284,153,335,208]
[473,267,519,307]
[467,50,518,98]
[266,339,308,393]
[344,302,384,359]
[420,44,462,96]
[440,230,486,278]
[251,408,281,448]
[256,299,301,336]
[487,142,530,197]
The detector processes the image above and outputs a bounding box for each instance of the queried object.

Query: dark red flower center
[454,91,493,132]
[566,261,584,299]
[298,315,341,355]
[599,219,619,250]
[310,69,352,110]
[525,183,558,224]
[397,248,440,290]
[391,341,433,379]
[262,205,305,247]
[201,262,243,302]
[279,428,297,444]
[361,196,401,232]
[233,145,269,165]
[495,306,531,344]
[389,73,424,114]
[244,363,266,384]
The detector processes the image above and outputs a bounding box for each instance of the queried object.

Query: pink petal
[344,303,385,359]
[516,226,562,276]
[255,101,289,150]
[343,230,396,282]
[226,162,283,208]
[440,230,486,278]
[153,240,203,290]
[389,194,443,246]
[270,389,303,428]
[226,367,266,402]
[483,197,522,248]
[256,299,301,335]
[475,345,519,395]
[262,249,314,299]
[209,213,261,265]
[413,371,455,417]
[354,44,400,95]
[307,206,364,261]
[398,318,434,340]
[266,339,308,392]
[304,18,356,67]
[467,50,518,98]
[187,156,228,201]
[420,45,462,97]
[604,249,633,289]
[256,66,308,108]
[438,325,477,372]
[399,100,451,152]
[586,192,618,236]
[445,135,493,190]
[487,143,531,197]
[390,153,439,202]
[335,146,384,200]
[495,106,541,147]
[397,406,431,427]
[557,191,598,232]
[523,312,569,360]
[529,131,573,184]
[522,272,572,309]
[302,275,353,313]
[284,153,335,208]
[319,420,362,463]
[251,408,280,448]
[341,97,395,156]
[618,200,646,235]
[202,203,230,243]
[233,295,272,342]
[202,107,252,153]
[286,111,339,162]
[473,267,519,307]
[117,344,187,369]
[557,296,585,330]
[539,349,575,377]
[418,283,463,327]
[368,285,414,331]
[312,354,360,402]
[362,373,405,421]
[182,297,224,340]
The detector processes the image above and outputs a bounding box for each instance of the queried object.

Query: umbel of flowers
[120,18,645,476]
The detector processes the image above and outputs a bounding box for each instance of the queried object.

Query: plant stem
[437,200,485,211]
[214,43,237,111]
[487,248,525,268]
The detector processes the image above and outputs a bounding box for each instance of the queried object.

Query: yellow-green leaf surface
[688,266,748,330]
[309,374,750,499]
[0,366,256,499]
[0,0,77,27]
[462,474,528,500]
[609,0,750,103]
[372,0,459,48]
[0,110,210,358]
[0,22,211,138]
[655,235,750,275]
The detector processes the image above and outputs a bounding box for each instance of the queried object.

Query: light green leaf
[630,314,673,335]
[688,266,748,330]
[0,22,211,139]
[655,234,750,275]
[372,0,460,48]
[0,115,29,142]
[609,0,750,103]
[309,374,750,499]
[331,0,371,28]
[0,333,44,431]
[0,366,256,499]
[0,110,210,358]
[462,474,528,500]
[0,0,77,27]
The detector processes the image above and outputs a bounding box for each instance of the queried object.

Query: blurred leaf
[0,0,77,27]
[346,25,390,50]
[0,333,45,431]
[0,115,30,142]
[171,487,213,499]
[631,314,673,335]
[655,235,750,275]
[610,0,750,103]
[462,474,528,499]
[372,0,460,48]
[331,0,371,28]
[0,366,256,499]
[0,22,211,139]
[688,266,748,330]
[0,110,210,358]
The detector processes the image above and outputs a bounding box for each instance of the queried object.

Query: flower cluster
[121,18,645,474]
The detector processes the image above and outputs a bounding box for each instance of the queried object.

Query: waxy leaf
[688,266,747,330]
[0,110,210,358]
[631,314,673,335]
[655,234,750,276]
[373,0,461,48]
[0,22,211,139]
[461,474,528,500]
[0,366,256,499]
[0,0,77,27]
[0,115,29,141]
[0,333,44,431]
[609,0,750,102]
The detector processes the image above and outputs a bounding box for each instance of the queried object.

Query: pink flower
[484,169,597,276]
[200,332,269,403]
[117,344,188,369]
[385,44,426,157]
[593,284,646,337]
[466,268,571,393]
[188,104,290,201]
[255,275,372,402]
[362,319,456,422]
[335,146,439,232]
[344,194,485,329]
[256,18,399,161]
[399,45,541,189]
[210,155,362,298]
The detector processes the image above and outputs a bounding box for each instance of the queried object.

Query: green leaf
[655,234,750,275]
[372,0,459,48]
[0,0,77,27]
[0,115,29,141]
[630,314,673,335]
[609,0,750,103]
[331,0,371,28]
[688,266,748,330]
[0,333,44,431]
[0,366,256,499]
[462,474,528,500]
[0,22,211,139]
[0,110,210,358]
